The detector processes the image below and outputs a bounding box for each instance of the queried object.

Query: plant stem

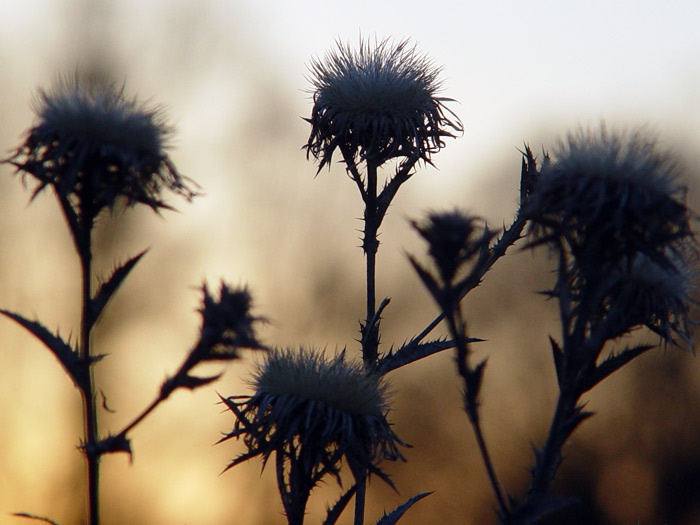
[448,305,509,518]
[78,221,100,525]
[353,473,366,525]
[362,161,379,366]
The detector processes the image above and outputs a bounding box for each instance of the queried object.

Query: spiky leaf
[90,250,147,326]
[0,310,86,389]
[549,336,564,387]
[375,492,432,525]
[580,344,654,393]
[322,484,357,525]
[377,337,482,375]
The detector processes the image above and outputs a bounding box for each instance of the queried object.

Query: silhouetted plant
[221,36,528,525]
[4,74,265,525]
[409,126,697,523]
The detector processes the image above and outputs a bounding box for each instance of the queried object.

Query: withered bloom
[526,124,697,346]
[7,73,197,221]
[411,210,493,286]
[526,125,691,268]
[161,283,266,398]
[602,250,697,345]
[305,37,462,171]
[219,348,405,522]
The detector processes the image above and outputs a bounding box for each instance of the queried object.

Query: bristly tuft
[304,37,462,172]
[6,72,198,220]
[220,347,406,486]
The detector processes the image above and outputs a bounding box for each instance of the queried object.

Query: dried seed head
[526,125,692,268]
[197,283,266,360]
[411,210,492,285]
[221,347,405,485]
[305,37,462,171]
[606,250,697,345]
[7,73,197,219]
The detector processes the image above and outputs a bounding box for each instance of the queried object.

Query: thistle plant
[305,36,462,369]
[220,37,529,525]
[4,74,265,525]
[506,127,696,522]
[409,126,696,523]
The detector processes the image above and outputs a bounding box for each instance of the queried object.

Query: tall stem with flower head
[504,126,698,523]
[2,73,266,525]
[409,211,510,517]
[302,37,461,523]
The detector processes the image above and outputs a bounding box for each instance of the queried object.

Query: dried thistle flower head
[197,283,266,359]
[161,283,266,397]
[7,73,197,220]
[606,249,697,345]
[526,125,692,268]
[305,37,462,171]
[220,347,405,486]
[411,210,493,285]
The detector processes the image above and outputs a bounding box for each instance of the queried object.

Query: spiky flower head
[7,73,197,221]
[220,347,405,487]
[526,125,692,270]
[196,283,266,359]
[602,250,697,345]
[526,125,697,346]
[161,283,266,397]
[305,37,462,171]
[411,210,494,286]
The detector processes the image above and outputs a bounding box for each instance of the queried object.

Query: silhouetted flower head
[161,283,266,397]
[527,125,697,346]
[305,37,462,171]
[197,283,266,360]
[7,74,197,220]
[602,250,697,345]
[526,125,692,269]
[411,210,493,285]
[220,347,405,486]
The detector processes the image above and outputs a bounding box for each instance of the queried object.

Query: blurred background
[1,0,700,523]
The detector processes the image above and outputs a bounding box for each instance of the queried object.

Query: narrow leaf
[12,513,60,525]
[407,256,442,301]
[468,359,488,399]
[322,484,357,525]
[90,250,147,325]
[377,338,456,374]
[562,403,595,438]
[580,344,654,393]
[0,310,85,389]
[375,492,432,525]
[176,373,222,391]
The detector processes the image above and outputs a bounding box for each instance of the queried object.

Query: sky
[0,1,699,523]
